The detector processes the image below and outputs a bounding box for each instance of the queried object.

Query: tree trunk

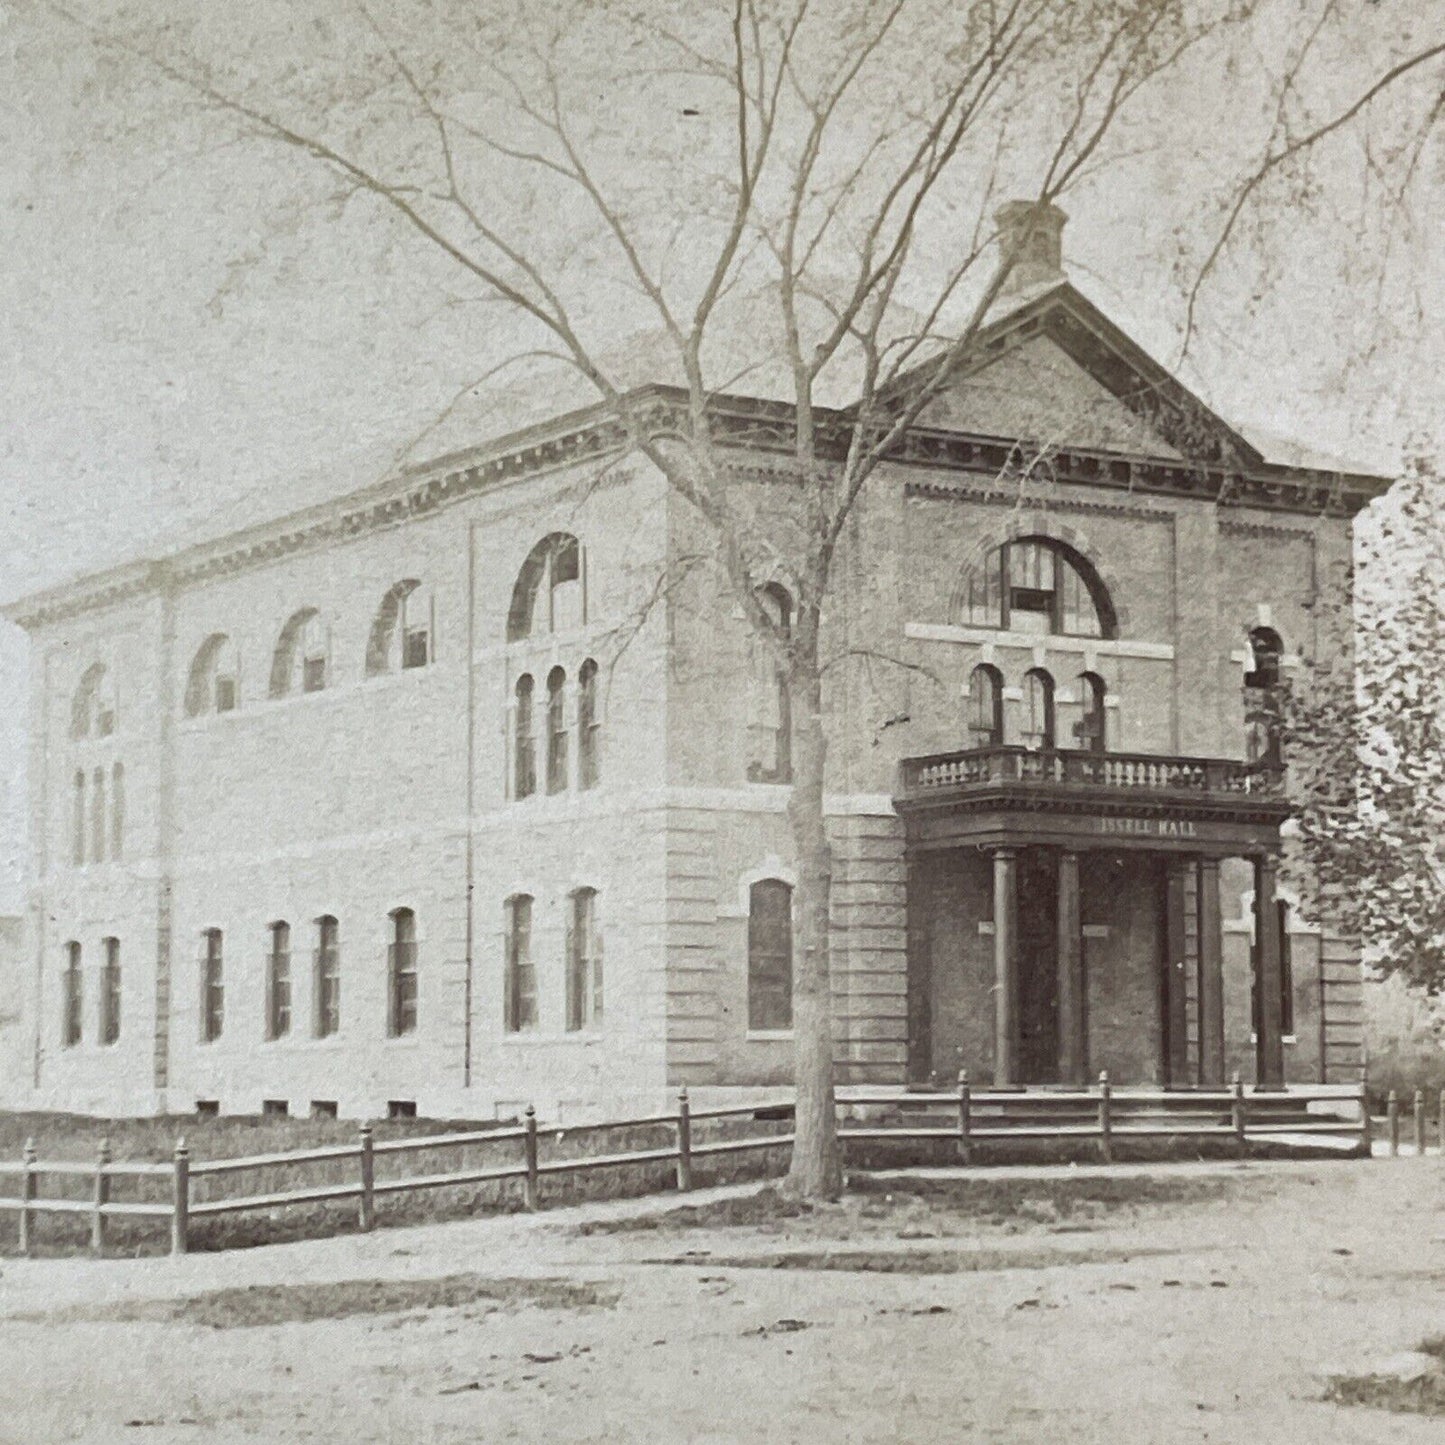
[782,643,843,1200]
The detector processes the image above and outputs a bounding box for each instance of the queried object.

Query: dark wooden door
[1017,848,1059,1083]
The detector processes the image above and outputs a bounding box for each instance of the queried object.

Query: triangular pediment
[906,285,1263,470]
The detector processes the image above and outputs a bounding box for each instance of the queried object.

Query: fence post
[675,1087,693,1192]
[91,1137,111,1255]
[523,1106,539,1211]
[358,1123,375,1232]
[1098,1071,1112,1164]
[1232,1072,1246,1157]
[1438,1089,1444,1158]
[1415,1090,1427,1157]
[957,1071,972,1167]
[170,1138,190,1256]
[1387,1091,1399,1157]
[18,1138,36,1257]
[1360,1082,1373,1156]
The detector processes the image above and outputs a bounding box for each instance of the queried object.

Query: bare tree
[34,0,1430,1196]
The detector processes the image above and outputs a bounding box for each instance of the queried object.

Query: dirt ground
[1,1156,1442,1443]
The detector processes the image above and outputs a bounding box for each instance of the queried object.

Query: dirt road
[1,1158,1441,1443]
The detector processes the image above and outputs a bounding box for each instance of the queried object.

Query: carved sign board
[1095,816,1199,839]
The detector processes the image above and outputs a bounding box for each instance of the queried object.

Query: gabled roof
[882,277,1265,471]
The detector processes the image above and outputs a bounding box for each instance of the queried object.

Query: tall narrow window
[578,659,600,790]
[566,888,602,1031]
[91,767,106,864]
[266,922,292,1041]
[966,665,1004,747]
[1277,899,1295,1037]
[504,895,537,1032]
[314,915,341,1038]
[748,584,792,783]
[514,674,536,799]
[201,929,224,1042]
[1244,626,1284,766]
[546,666,568,794]
[110,762,125,861]
[100,937,121,1046]
[748,879,793,1032]
[1075,672,1107,753]
[62,941,82,1047]
[1021,669,1056,750]
[72,770,85,867]
[72,663,118,739]
[389,907,418,1037]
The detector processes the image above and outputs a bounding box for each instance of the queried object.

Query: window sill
[498,1032,603,1045]
[745,1029,794,1042]
[1248,1034,1298,1045]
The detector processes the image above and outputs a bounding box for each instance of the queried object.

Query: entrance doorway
[1017,847,1059,1083]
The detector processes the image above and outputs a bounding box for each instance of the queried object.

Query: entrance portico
[897,746,1292,1091]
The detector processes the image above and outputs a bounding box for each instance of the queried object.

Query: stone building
[2,216,1388,1119]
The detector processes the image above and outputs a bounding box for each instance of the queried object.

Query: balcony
[895,746,1289,853]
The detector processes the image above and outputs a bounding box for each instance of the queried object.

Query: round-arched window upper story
[507,533,584,642]
[366,580,434,676]
[71,662,118,740]
[184,635,239,717]
[962,537,1116,639]
[270,608,328,697]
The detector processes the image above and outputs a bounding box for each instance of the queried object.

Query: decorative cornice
[3,380,1388,633]
[903,475,1172,523]
[1218,519,1317,542]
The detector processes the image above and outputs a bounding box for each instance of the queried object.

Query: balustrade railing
[899,745,1284,800]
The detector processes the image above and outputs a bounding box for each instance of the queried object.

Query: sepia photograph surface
[1,2,1443,1439]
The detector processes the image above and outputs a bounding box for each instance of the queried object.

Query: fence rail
[0,1075,1374,1257]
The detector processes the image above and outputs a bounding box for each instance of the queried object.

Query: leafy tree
[1283,455,1445,993]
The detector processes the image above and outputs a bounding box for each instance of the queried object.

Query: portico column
[1255,854,1285,1088]
[992,848,1019,1087]
[1164,861,1190,1087]
[1196,858,1226,1086]
[1056,850,1086,1087]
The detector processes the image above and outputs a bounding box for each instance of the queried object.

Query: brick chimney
[995,200,1068,296]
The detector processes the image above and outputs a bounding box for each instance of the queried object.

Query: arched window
[313,915,341,1038]
[504,894,537,1032]
[100,938,121,1046]
[62,941,82,1047]
[963,537,1115,638]
[578,659,601,790]
[514,674,537,799]
[547,667,569,793]
[1075,672,1107,754]
[266,921,292,1041]
[748,584,793,783]
[200,929,224,1042]
[966,664,1004,747]
[110,762,125,862]
[270,608,328,697]
[1244,627,1284,766]
[71,663,117,740]
[566,888,602,1031]
[388,907,418,1037]
[185,634,239,716]
[1021,669,1055,750]
[748,879,793,1032]
[71,770,85,867]
[90,766,106,864]
[366,580,434,676]
[507,533,584,641]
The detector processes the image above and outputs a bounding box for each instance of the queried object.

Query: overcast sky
[2,0,1442,911]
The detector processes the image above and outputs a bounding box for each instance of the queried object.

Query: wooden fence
[0,1073,1374,1257]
